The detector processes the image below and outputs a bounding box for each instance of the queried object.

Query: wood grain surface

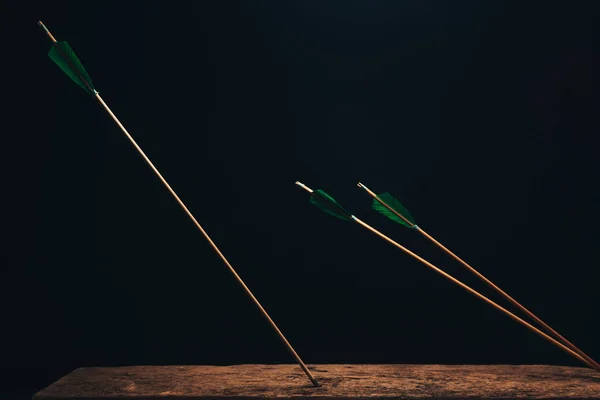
[34,364,600,399]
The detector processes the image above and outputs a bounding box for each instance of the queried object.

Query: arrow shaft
[351,216,600,373]
[96,94,319,387]
[416,226,600,370]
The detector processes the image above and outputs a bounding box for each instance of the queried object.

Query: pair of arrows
[38,22,320,387]
[296,181,600,373]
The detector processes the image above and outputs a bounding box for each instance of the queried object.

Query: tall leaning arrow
[356,182,600,371]
[295,181,600,372]
[38,21,319,387]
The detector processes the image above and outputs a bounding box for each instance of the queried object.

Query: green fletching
[372,192,416,228]
[310,189,353,221]
[48,41,96,95]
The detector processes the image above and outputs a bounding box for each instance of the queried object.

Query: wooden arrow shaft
[39,21,319,387]
[352,217,600,373]
[416,226,600,370]
[96,93,319,387]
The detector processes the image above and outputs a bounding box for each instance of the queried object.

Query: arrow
[38,21,320,387]
[357,182,600,371]
[296,181,600,372]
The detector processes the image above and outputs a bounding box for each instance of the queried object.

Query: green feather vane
[48,41,96,95]
[310,189,353,220]
[38,22,96,95]
[356,183,416,228]
[296,182,353,221]
[372,192,416,228]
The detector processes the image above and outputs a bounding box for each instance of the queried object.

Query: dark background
[4,1,600,398]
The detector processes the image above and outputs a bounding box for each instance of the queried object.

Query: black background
[4,1,600,399]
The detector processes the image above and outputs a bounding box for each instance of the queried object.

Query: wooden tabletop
[34,364,600,399]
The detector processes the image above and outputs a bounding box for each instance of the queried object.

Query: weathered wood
[34,364,600,399]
